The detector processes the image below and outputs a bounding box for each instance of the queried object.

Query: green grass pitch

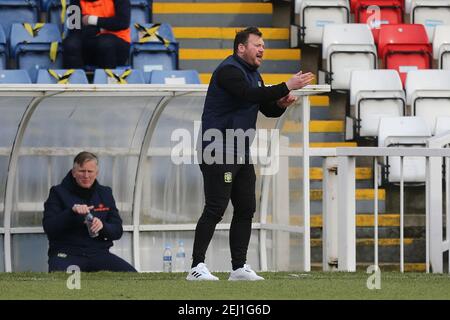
[0,271,449,300]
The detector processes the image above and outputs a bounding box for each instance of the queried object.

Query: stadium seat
[130,0,152,25]
[322,23,377,90]
[44,0,69,30]
[36,69,89,84]
[0,0,39,40]
[0,69,32,83]
[93,68,146,84]
[149,70,201,84]
[378,116,432,184]
[9,23,63,82]
[349,69,405,138]
[410,0,450,42]
[0,25,6,70]
[351,0,405,12]
[404,0,413,13]
[130,23,179,83]
[405,69,450,135]
[432,25,450,69]
[353,0,404,43]
[298,0,350,45]
[434,116,450,135]
[377,24,432,86]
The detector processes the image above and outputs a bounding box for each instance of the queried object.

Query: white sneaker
[186,263,219,281]
[228,264,264,281]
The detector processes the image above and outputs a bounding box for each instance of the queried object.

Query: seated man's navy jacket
[43,171,124,257]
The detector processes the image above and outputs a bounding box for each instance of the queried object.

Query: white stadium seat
[378,116,432,184]
[349,69,405,138]
[410,0,450,41]
[322,23,377,90]
[405,0,413,14]
[299,0,350,44]
[434,116,450,135]
[405,69,450,135]
[432,25,450,69]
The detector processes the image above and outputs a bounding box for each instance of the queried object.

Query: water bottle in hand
[85,212,98,238]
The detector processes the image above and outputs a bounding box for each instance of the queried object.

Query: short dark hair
[233,27,263,53]
[73,151,98,167]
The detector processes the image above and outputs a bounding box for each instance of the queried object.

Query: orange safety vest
[80,0,131,43]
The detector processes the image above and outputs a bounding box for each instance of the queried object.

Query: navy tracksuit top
[201,54,266,158]
[200,54,288,159]
[43,171,124,256]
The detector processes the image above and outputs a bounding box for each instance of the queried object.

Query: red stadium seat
[353,0,404,43]
[350,0,404,13]
[378,24,432,86]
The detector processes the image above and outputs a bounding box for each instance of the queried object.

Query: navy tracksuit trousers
[48,252,136,272]
[192,163,256,270]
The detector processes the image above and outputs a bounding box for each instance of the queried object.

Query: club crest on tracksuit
[224,172,232,183]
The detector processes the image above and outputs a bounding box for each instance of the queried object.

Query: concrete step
[310,226,426,239]
[152,2,273,27]
[289,166,372,181]
[291,141,358,148]
[258,166,372,188]
[283,120,343,134]
[309,213,426,238]
[305,188,385,202]
[283,120,344,143]
[309,213,425,228]
[293,154,366,168]
[173,27,289,48]
[309,96,331,120]
[310,238,426,264]
[307,155,371,168]
[179,48,300,73]
[310,262,427,272]
[305,188,386,214]
[267,213,418,228]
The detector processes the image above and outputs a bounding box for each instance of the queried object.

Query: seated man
[63,0,131,69]
[43,151,136,272]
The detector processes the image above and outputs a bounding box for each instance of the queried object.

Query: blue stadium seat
[40,0,50,9]
[93,68,146,84]
[36,69,89,84]
[130,0,152,25]
[0,0,39,41]
[131,23,179,83]
[149,70,201,84]
[0,25,6,69]
[0,69,32,83]
[44,0,70,30]
[10,23,63,82]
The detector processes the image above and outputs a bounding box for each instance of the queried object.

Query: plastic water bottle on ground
[163,244,172,272]
[175,240,186,272]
